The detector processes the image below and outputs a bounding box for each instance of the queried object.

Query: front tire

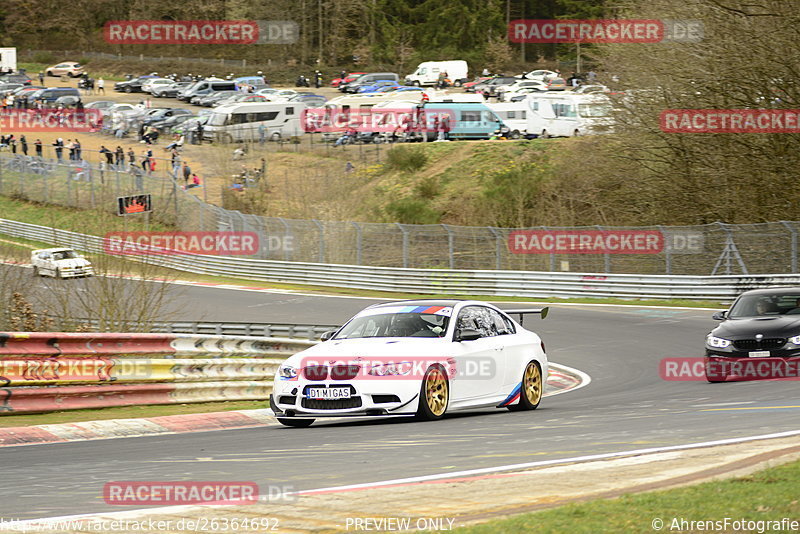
[541,130,550,139]
[277,418,314,428]
[32,266,39,277]
[125,86,133,93]
[55,268,64,280]
[508,361,543,411]
[416,365,449,420]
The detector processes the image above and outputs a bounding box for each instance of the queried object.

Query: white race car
[31,247,94,279]
[270,300,549,427]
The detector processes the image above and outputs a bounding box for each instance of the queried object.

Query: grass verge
[0,400,268,428]
[458,458,800,533]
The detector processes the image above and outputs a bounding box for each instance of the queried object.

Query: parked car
[142,78,175,94]
[198,90,240,107]
[545,78,568,91]
[508,87,550,102]
[114,75,159,93]
[522,70,559,81]
[341,73,400,93]
[358,81,401,93]
[31,248,93,279]
[497,80,549,101]
[45,62,84,77]
[140,108,193,127]
[25,87,80,105]
[462,76,493,91]
[330,72,366,88]
[270,300,549,427]
[84,100,116,112]
[0,83,23,96]
[573,84,610,95]
[0,73,32,85]
[151,82,190,98]
[153,114,195,134]
[470,76,518,96]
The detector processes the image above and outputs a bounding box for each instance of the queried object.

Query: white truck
[0,48,17,73]
[525,93,614,138]
[405,61,468,87]
[31,248,94,279]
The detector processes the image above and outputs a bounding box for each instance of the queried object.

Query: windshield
[578,103,612,118]
[729,293,800,317]
[52,250,78,260]
[335,308,452,339]
[207,112,227,126]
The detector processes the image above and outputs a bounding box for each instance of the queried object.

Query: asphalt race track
[3,282,800,519]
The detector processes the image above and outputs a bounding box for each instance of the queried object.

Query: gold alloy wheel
[425,368,448,416]
[523,362,542,405]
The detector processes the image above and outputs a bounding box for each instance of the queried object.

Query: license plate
[307,387,351,400]
[749,351,770,358]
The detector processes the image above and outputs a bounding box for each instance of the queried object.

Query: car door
[449,305,505,404]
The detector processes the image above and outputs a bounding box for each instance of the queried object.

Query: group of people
[0,134,40,156]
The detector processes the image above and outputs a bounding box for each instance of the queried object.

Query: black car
[114,76,158,93]
[140,108,193,126]
[705,287,800,382]
[0,73,32,85]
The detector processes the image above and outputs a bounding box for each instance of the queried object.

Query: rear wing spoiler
[503,307,549,324]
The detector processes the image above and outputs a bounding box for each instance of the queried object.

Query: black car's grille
[301,397,362,410]
[733,339,786,350]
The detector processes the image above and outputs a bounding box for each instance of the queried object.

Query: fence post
[488,227,502,270]
[781,221,798,273]
[541,225,556,271]
[597,225,610,273]
[312,219,325,262]
[659,225,671,275]
[442,224,455,269]
[397,223,409,268]
[351,221,363,265]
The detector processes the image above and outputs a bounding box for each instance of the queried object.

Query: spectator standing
[100,145,114,165]
[182,162,191,185]
[52,138,64,161]
[66,139,75,161]
[8,135,16,154]
[97,78,105,95]
[38,71,44,86]
[127,148,136,170]
[74,139,82,161]
[115,146,124,168]
[20,135,27,155]
[34,138,42,157]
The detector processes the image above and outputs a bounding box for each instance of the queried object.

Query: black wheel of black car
[508,361,543,411]
[416,365,449,421]
[705,358,727,383]
[277,418,314,428]
[125,86,133,93]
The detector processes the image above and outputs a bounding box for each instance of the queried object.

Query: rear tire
[508,361,543,411]
[46,70,54,77]
[573,129,580,137]
[510,130,521,139]
[277,418,314,428]
[541,130,550,139]
[125,86,133,93]
[416,365,449,421]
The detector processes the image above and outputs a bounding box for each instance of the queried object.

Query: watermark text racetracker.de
[651,516,800,532]
[508,229,664,254]
[508,19,703,43]
[0,516,281,532]
[103,20,298,44]
[103,231,296,256]
[660,357,800,381]
[661,109,800,133]
[0,109,101,132]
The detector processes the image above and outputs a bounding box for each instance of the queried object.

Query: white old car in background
[31,248,94,279]
[271,300,549,427]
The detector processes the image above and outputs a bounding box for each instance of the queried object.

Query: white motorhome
[405,60,469,87]
[204,101,306,142]
[485,102,529,138]
[525,93,614,138]
[0,48,17,73]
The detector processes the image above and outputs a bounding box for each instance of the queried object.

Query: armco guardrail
[0,333,314,414]
[2,218,800,301]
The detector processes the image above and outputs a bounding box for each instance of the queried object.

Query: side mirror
[320,330,337,342]
[712,311,727,321]
[455,328,482,342]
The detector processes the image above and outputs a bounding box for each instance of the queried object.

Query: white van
[178,79,237,102]
[405,61,469,87]
[525,93,614,138]
[485,102,529,138]
[205,102,306,142]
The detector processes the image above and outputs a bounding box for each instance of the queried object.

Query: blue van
[422,102,505,140]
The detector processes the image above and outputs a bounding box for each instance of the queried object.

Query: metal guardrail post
[781,221,798,273]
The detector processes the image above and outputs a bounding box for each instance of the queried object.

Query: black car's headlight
[789,335,800,345]
[706,335,732,349]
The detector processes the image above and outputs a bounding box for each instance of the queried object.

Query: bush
[385,197,441,224]
[385,146,428,172]
[32,51,54,64]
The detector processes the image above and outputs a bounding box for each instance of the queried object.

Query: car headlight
[706,335,732,348]
[278,365,297,379]
[789,335,800,345]
[368,362,412,376]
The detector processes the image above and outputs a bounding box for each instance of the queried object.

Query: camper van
[486,102,529,138]
[405,61,469,87]
[178,79,238,102]
[525,93,614,138]
[422,102,505,140]
[204,101,306,143]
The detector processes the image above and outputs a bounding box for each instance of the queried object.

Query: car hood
[713,316,800,339]
[284,337,449,366]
